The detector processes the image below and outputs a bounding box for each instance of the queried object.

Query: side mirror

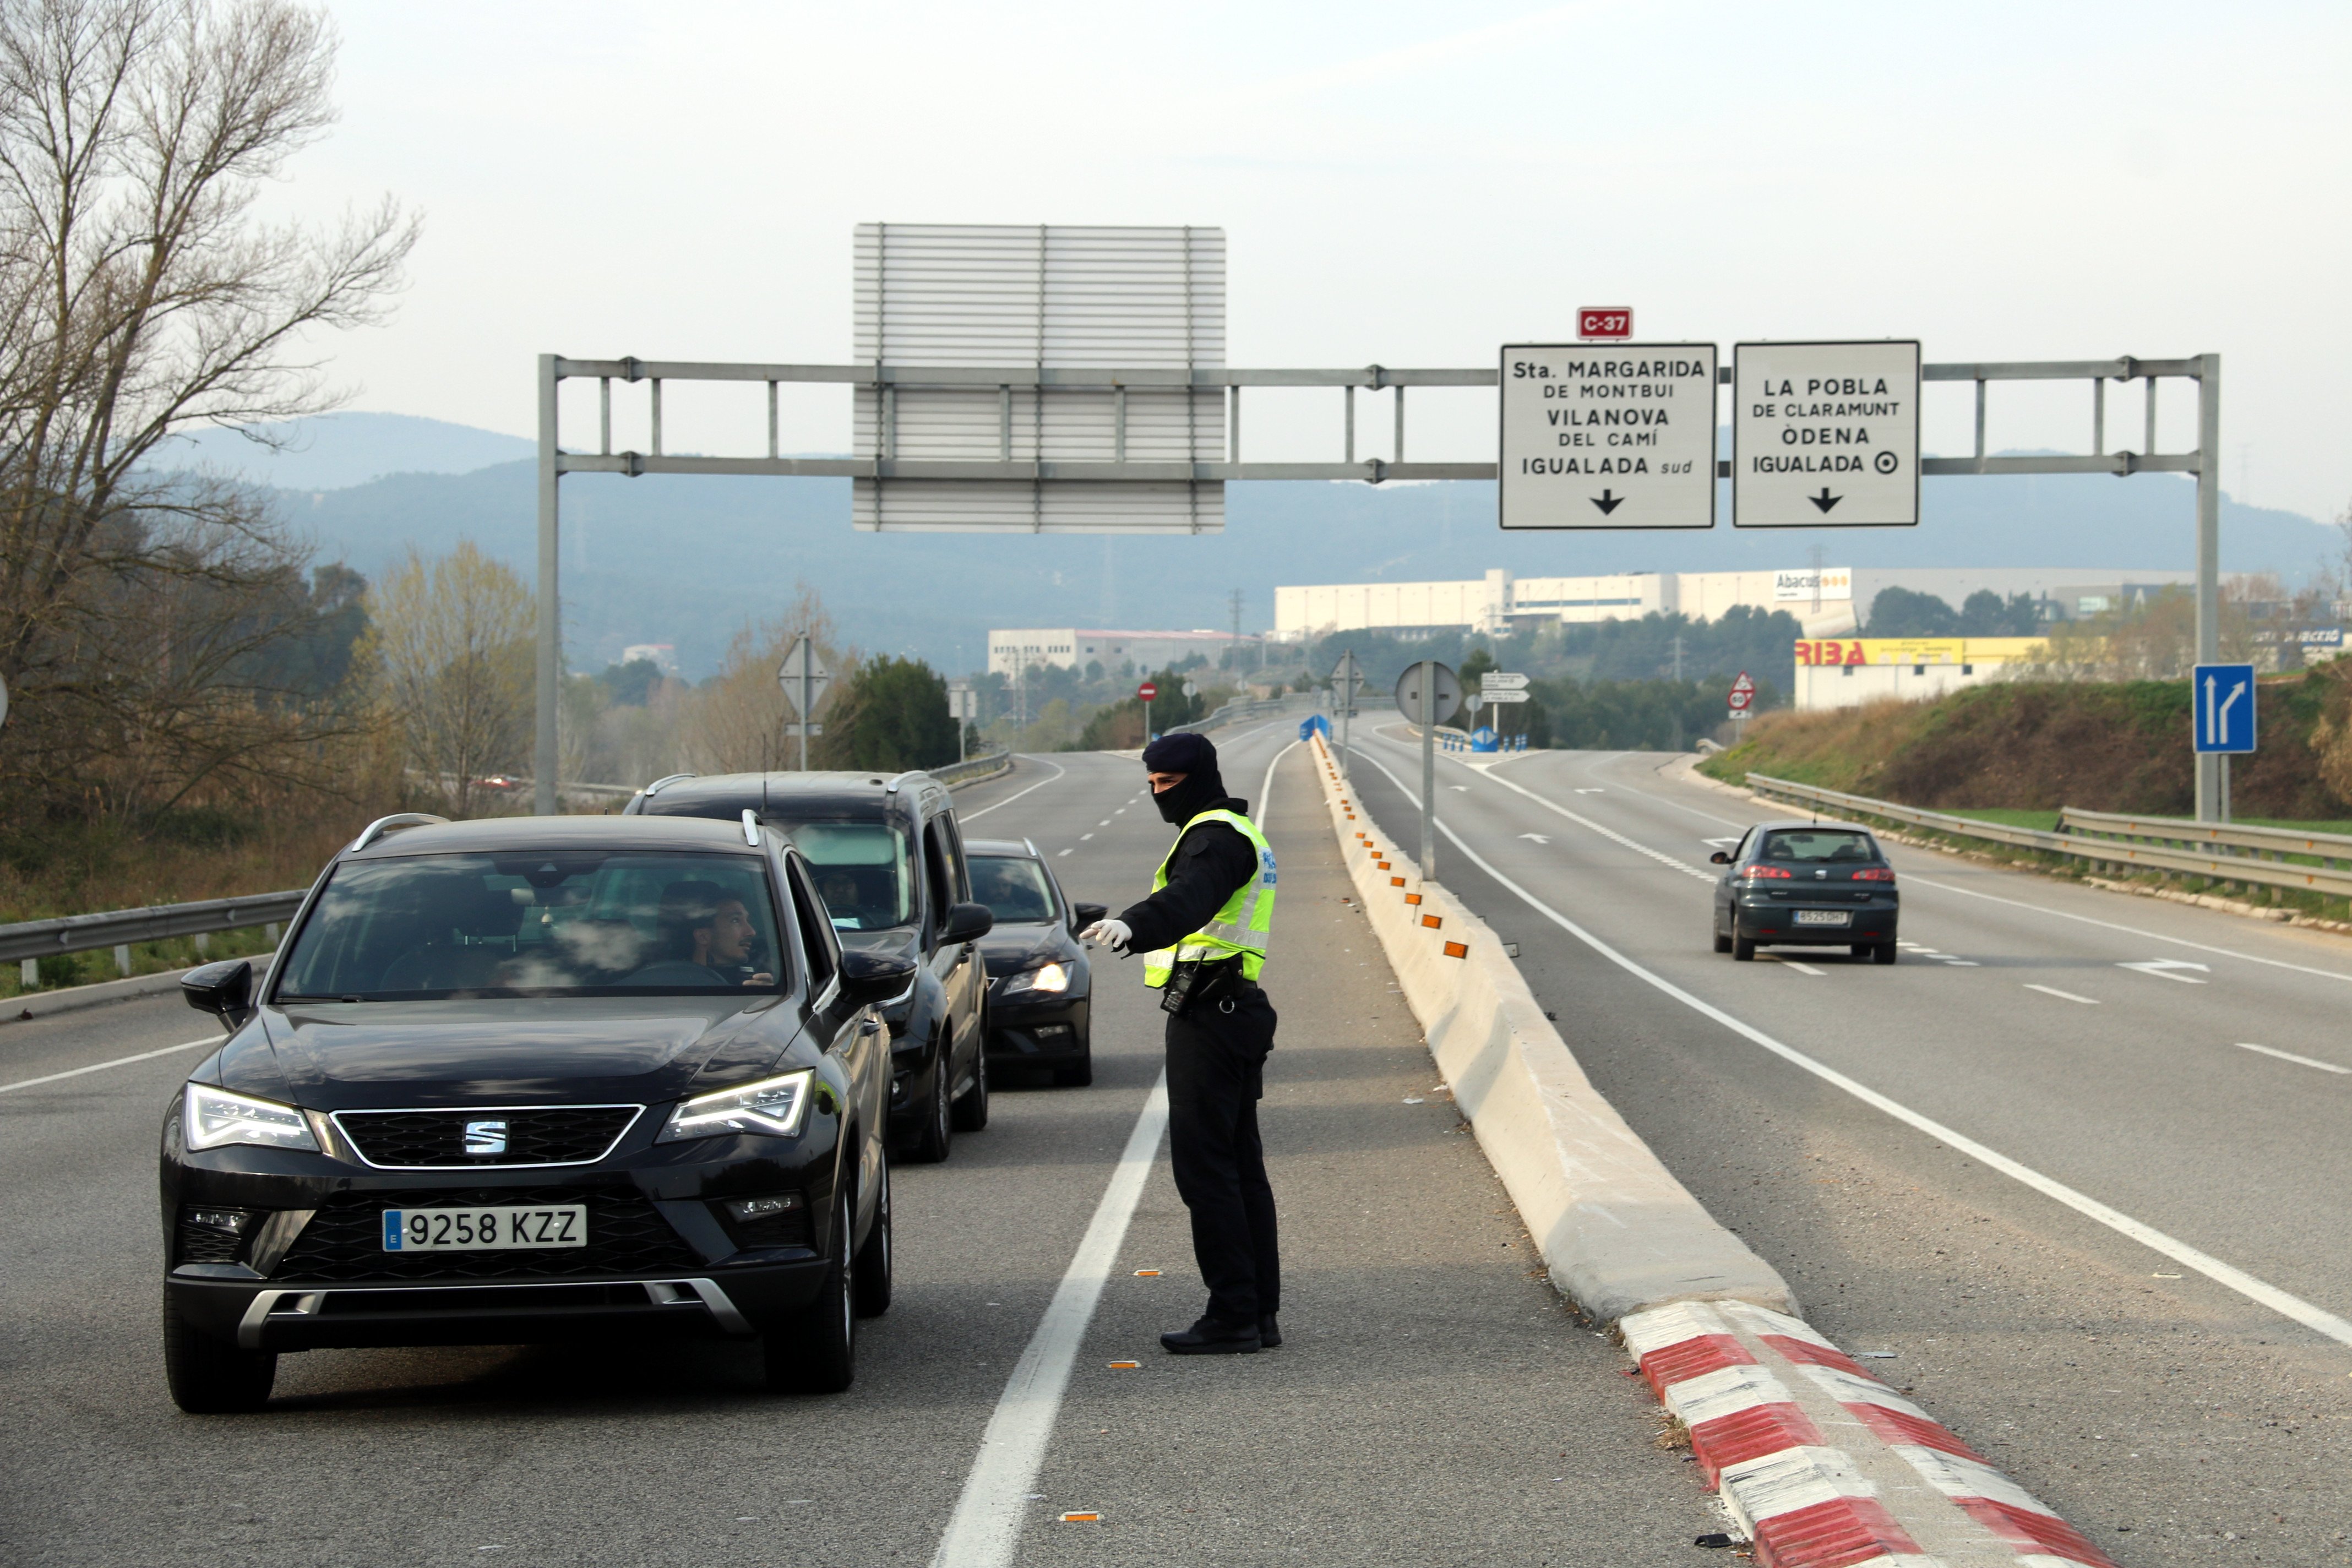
[181,959,255,1031]
[1708,851,1732,865]
[837,948,919,1009]
[1071,901,1109,932]
[939,900,995,945]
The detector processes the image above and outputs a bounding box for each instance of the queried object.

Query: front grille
[273,1186,700,1282]
[334,1107,641,1168]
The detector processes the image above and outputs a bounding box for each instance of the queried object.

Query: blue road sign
[2192,663,2257,754]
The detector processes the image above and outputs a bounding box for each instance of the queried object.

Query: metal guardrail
[931,750,1012,788]
[0,890,307,966]
[1743,774,2352,901]
[2057,807,2352,869]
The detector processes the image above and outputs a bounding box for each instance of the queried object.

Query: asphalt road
[1340,723,2352,1567]
[0,727,1720,1567]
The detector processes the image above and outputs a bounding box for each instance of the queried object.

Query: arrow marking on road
[2119,959,2210,983]
[1590,489,1625,515]
[1809,487,1842,513]
[1517,834,1551,845]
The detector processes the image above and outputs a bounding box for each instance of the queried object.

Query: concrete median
[1305,734,1795,1323]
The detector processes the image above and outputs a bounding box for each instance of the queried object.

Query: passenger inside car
[631,880,775,988]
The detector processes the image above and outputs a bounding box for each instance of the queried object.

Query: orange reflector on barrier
[1405,893,1422,905]
[1442,941,1468,959]
[1390,876,1406,887]
[1422,913,1444,929]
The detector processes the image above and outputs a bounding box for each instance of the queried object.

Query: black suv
[161,812,914,1413]
[627,771,995,1161]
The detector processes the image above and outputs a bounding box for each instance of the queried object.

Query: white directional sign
[1481,690,1529,704]
[1481,672,1530,691]
[1732,341,1920,527]
[1499,343,1718,530]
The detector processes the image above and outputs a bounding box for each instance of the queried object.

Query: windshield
[971,855,1057,923]
[768,818,916,931]
[275,851,787,999]
[1758,829,1878,864]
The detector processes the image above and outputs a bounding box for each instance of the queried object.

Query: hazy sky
[290,1,2351,521]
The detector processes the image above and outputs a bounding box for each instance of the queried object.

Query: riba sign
[1733,341,1921,528]
[1499,344,1718,530]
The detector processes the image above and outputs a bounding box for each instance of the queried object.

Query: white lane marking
[1096,820,1110,827]
[1774,960,1826,976]
[1,1036,217,1095]
[927,1074,1170,1568]
[2118,959,2209,984]
[1908,874,2352,987]
[2024,984,2100,1005]
[1055,848,1073,857]
[1518,834,1551,845]
[1079,834,1093,841]
[959,756,1070,821]
[1346,746,2352,1350]
[2236,1042,2351,1075]
[931,736,1298,1568]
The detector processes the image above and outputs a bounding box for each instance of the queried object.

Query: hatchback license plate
[382,1205,587,1252]
[1793,910,1851,926]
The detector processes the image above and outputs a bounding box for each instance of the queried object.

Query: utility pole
[1672,634,1685,682]
[1808,543,1827,616]
[1229,588,1244,674]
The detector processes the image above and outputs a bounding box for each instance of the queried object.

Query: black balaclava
[1143,732,1226,825]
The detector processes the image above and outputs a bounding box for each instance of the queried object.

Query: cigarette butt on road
[1133,1268,1162,1276]
[1059,1512,1102,1523]
[1108,1361,1141,1369]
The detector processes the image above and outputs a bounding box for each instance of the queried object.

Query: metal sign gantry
[533,351,2223,819]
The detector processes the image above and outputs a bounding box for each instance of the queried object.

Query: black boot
[1161,1315,1261,1355]
[1258,1314,1281,1348]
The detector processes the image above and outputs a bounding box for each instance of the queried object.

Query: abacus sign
[1732,340,1921,527]
[1577,307,1632,340]
[1499,343,1718,530]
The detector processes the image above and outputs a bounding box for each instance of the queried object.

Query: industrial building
[988,627,1260,678]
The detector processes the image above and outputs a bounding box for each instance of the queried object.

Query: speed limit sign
[1727,671,1756,714]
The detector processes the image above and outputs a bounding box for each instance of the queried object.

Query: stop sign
[1137,680,1159,702]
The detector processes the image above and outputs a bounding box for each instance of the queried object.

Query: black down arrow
[1590,489,1625,515]
[1809,487,1842,513]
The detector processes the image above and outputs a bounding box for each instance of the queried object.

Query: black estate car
[966,837,1106,1086]
[161,812,913,1413]
[627,771,994,1161]
[1710,820,1900,963]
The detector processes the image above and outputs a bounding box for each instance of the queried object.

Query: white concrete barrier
[1306,736,1794,1322]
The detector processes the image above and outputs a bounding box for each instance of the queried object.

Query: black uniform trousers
[1163,983,1281,1325]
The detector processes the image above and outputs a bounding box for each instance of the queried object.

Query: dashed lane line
[959,756,1070,822]
[2237,1042,2351,1076]
[1346,744,2352,1352]
[2024,984,2100,1005]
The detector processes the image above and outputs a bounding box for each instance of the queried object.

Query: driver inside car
[643,880,774,987]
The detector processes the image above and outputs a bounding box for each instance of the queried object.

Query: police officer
[1080,732,1280,1355]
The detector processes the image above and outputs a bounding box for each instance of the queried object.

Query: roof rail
[640,772,698,797]
[741,809,762,847]
[351,813,449,852]
[885,769,928,795]
[1024,837,1039,857]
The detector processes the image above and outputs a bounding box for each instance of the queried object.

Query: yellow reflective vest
[1141,808,1276,987]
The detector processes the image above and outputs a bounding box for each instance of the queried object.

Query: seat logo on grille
[463,1119,509,1156]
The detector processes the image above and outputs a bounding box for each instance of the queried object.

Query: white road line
[1055,848,1072,857]
[1,1036,217,1095]
[2237,1042,2352,1075]
[1775,960,1826,977]
[1346,745,2352,1351]
[1908,874,2352,987]
[1079,834,1093,841]
[931,737,1298,1568]
[927,1074,1170,1568]
[2024,984,2100,1005]
[959,756,1070,822]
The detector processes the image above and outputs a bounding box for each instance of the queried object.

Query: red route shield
[1577,307,1632,340]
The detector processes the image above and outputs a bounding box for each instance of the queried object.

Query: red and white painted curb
[1621,1299,2115,1568]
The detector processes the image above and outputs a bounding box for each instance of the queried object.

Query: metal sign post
[1137,679,1158,742]
[780,635,832,771]
[1331,651,1363,777]
[946,681,974,762]
[1395,660,1462,881]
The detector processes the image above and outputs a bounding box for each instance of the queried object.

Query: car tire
[1732,936,1756,962]
[768,1186,856,1395]
[950,1037,989,1131]
[1712,926,1733,954]
[162,1287,275,1414]
[852,1155,892,1319]
[908,1042,953,1163]
[1872,941,1899,965]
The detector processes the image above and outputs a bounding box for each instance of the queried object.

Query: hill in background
[218,413,2346,679]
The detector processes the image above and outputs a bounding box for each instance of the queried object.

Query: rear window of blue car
[275,851,788,1000]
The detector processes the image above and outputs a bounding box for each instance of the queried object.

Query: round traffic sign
[1137,681,1159,702]
[1727,688,1753,711]
[1393,661,1462,727]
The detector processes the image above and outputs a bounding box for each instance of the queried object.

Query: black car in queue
[966,837,1106,1086]
[627,771,995,1162]
[160,812,916,1413]
[1711,820,1901,963]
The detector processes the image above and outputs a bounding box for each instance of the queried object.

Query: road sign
[1482,672,1530,690]
[946,682,977,723]
[1481,689,1529,704]
[1137,680,1159,702]
[1466,692,1485,716]
[1182,679,1199,698]
[778,636,832,715]
[1499,343,1718,530]
[1732,341,1921,527]
[1577,308,1632,341]
[2193,663,2256,754]
[1728,671,1756,712]
[1395,661,1462,727]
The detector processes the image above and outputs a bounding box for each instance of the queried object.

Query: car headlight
[1002,960,1071,997]
[183,1085,319,1153]
[659,1069,815,1142]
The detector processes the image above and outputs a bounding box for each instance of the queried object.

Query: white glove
[1079,917,1133,952]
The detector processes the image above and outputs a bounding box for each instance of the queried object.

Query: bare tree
[360,543,532,817]
[0,0,413,813]
[681,582,859,775]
